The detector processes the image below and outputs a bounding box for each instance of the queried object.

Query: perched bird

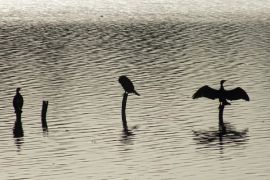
[13,88,24,113]
[119,76,140,96]
[192,80,249,104]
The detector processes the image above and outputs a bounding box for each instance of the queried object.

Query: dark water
[0,1,270,179]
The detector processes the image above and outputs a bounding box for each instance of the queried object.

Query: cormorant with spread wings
[192,80,249,104]
[193,80,249,133]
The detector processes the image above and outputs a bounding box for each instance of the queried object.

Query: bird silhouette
[13,88,24,113]
[192,80,249,104]
[119,76,140,96]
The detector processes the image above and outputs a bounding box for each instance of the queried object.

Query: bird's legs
[219,99,231,106]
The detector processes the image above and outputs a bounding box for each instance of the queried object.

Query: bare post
[121,93,128,132]
[218,102,226,134]
[41,101,49,131]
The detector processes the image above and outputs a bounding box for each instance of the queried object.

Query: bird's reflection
[13,118,24,138]
[193,123,248,146]
[14,137,24,152]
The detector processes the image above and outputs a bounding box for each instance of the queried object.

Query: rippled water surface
[0,1,270,179]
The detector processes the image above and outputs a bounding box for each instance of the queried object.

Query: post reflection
[193,123,248,147]
[121,131,134,146]
[120,125,139,146]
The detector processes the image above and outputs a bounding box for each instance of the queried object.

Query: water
[0,1,270,179]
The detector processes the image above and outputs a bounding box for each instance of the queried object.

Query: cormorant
[119,76,140,96]
[13,88,24,113]
[192,80,249,104]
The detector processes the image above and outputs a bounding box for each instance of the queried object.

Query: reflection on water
[13,118,24,138]
[0,2,270,179]
[121,131,135,146]
[193,123,248,146]
[14,137,24,152]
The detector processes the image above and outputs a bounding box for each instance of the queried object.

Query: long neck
[220,82,224,91]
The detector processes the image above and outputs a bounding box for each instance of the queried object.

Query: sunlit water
[0,1,270,179]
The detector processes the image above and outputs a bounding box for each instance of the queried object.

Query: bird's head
[16,88,21,93]
[119,75,128,83]
[119,75,125,80]
[220,80,226,85]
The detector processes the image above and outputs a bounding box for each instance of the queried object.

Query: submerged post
[218,102,226,134]
[121,93,129,132]
[41,101,49,131]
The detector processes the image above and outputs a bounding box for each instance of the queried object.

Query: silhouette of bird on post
[13,88,24,114]
[118,75,140,134]
[192,80,249,104]
[192,80,249,134]
[119,76,140,96]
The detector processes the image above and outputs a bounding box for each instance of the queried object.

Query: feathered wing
[192,85,219,100]
[119,76,140,95]
[119,76,133,91]
[19,94,24,109]
[13,94,24,112]
[224,87,249,101]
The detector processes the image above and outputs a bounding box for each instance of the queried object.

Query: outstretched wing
[192,85,219,100]
[224,87,249,101]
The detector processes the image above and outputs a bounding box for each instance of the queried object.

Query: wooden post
[218,102,226,134]
[121,93,129,132]
[41,101,49,131]
[13,112,24,138]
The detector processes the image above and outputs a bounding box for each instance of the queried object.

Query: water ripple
[0,17,269,179]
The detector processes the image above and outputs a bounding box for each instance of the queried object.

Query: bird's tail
[133,90,140,96]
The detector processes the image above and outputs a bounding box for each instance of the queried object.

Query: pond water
[0,1,270,179]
